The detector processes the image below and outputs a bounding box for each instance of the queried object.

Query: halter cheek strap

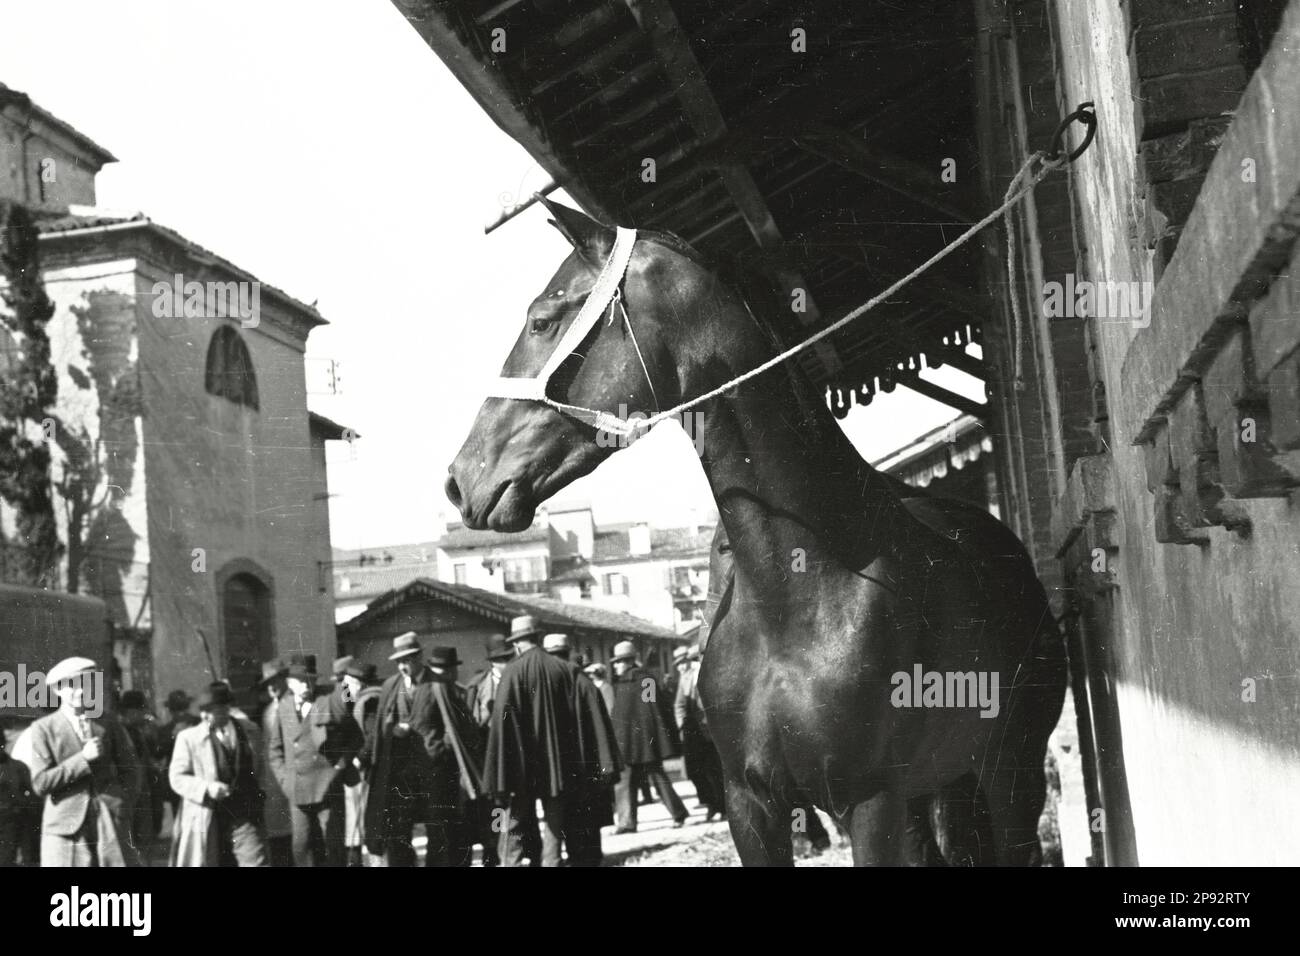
[486,226,642,437]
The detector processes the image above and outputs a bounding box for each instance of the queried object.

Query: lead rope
[621,148,1064,435]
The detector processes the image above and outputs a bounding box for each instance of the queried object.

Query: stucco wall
[134,262,334,707]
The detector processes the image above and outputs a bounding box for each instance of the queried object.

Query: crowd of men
[0,614,732,867]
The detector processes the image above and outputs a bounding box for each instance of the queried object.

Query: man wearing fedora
[118,689,163,857]
[155,688,199,828]
[610,641,688,833]
[169,683,268,866]
[365,634,484,866]
[253,659,293,865]
[486,615,621,867]
[27,657,140,866]
[333,656,377,867]
[268,657,363,866]
[464,633,517,866]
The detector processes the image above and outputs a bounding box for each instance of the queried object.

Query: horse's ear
[535,194,613,261]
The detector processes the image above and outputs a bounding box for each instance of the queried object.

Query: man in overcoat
[464,633,517,866]
[268,658,362,866]
[169,683,268,866]
[27,657,140,866]
[254,659,293,865]
[485,616,621,867]
[364,635,483,866]
[610,641,688,832]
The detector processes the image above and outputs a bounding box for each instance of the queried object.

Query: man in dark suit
[365,634,484,866]
[27,657,139,867]
[463,633,517,866]
[486,617,622,867]
[267,659,361,866]
[254,660,293,866]
[610,641,688,833]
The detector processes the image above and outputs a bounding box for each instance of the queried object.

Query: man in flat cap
[365,634,484,866]
[27,657,140,866]
[485,616,621,867]
[610,641,688,833]
[268,656,363,866]
[169,683,268,866]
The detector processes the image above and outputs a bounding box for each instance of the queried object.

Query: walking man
[27,657,139,866]
[610,641,688,832]
[485,616,621,867]
[253,660,293,865]
[169,683,268,866]
[268,658,361,866]
[365,635,483,866]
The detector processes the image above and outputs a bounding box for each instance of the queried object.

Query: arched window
[205,326,259,409]
[222,572,274,700]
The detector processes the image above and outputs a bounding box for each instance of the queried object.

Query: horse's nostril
[444,474,462,509]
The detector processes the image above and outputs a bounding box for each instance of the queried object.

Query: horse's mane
[638,228,839,442]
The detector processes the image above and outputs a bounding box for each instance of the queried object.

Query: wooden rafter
[792,123,976,223]
[901,377,990,420]
[620,0,840,375]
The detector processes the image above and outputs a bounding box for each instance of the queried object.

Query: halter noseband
[486,226,653,438]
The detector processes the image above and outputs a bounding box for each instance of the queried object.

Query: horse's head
[446,198,724,531]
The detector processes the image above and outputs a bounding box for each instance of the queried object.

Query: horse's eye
[717,543,732,554]
[530,316,557,334]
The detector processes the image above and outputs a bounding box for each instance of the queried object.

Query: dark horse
[446,198,1066,865]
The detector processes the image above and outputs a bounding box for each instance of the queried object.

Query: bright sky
[0,0,984,550]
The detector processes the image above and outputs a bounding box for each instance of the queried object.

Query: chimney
[628,523,652,556]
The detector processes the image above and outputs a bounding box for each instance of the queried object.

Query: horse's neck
[697,340,911,601]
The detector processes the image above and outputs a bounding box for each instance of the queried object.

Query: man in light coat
[169,683,268,866]
[27,657,139,867]
[268,659,362,866]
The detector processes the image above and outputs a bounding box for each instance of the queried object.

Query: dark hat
[427,646,462,668]
[361,663,379,684]
[165,689,194,711]
[254,659,288,690]
[507,615,545,643]
[286,652,317,672]
[120,690,147,710]
[332,655,354,678]
[485,634,514,662]
[287,660,318,683]
[389,631,422,661]
[343,659,368,680]
[197,684,235,711]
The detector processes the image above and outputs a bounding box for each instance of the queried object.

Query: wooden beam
[621,0,840,374]
[901,377,990,419]
[391,0,614,223]
[793,122,976,223]
[936,349,988,380]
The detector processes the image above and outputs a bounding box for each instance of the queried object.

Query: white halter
[486,226,650,437]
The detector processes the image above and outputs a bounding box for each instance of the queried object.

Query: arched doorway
[221,572,273,700]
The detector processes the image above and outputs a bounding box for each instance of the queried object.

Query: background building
[333,503,715,634]
[0,83,346,709]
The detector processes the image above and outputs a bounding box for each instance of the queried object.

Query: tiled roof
[0,83,117,164]
[33,207,325,328]
[437,522,548,551]
[591,525,714,563]
[338,577,678,641]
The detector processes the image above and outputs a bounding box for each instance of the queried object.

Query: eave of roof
[338,576,678,642]
[0,84,118,165]
[34,210,327,330]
